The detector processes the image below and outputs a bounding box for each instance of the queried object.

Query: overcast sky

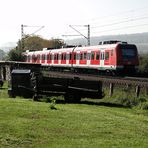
[0,0,148,49]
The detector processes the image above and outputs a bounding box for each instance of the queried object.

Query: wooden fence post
[109,83,114,97]
[135,85,140,97]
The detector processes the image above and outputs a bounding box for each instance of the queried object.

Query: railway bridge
[0,61,148,102]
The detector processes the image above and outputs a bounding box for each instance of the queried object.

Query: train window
[54,54,56,60]
[96,52,100,60]
[74,53,76,60]
[64,54,66,60]
[80,53,83,60]
[122,48,136,59]
[76,53,80,60]
[37,55,40,61]
[105,52,109,60]
[61,53,66,60]
[84,52,87,60]
[50,54,52,60]
[43,54,46,60]
[47,54,50,60]
[87,53,91,60]
[66,54,69,60]
[58,54,61,60]
[91,52,95,60]
[69,53,72,60]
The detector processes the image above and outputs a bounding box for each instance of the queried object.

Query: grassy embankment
[0,82,148,147]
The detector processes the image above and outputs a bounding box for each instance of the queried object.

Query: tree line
[4,35,66,61]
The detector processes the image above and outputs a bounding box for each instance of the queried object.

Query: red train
[25,40,139,75]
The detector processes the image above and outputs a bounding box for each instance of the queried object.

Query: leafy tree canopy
[6,49,25,61]
[17,35,66,51]
[7,35,66,61]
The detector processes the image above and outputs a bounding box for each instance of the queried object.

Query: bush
[7,49,25,61]
[138,102,148,110]
[119,96,147,108]
[49,97,57,110]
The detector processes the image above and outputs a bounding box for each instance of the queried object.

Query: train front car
[115,43,139,75]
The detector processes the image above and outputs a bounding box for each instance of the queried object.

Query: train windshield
[121,45,137,59]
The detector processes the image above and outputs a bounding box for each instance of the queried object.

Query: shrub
[138,102,148,110]
[49,97,57,110]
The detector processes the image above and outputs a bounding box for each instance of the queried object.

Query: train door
[66,52,70,65]
[76,51,80,66]
[100,51,105,69]
[104,50,110,65]
[87,51,91,67]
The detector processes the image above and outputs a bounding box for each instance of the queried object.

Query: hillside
[66,32,148,54]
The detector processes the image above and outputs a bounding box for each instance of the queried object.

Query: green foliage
[17,35,66,51]
[7,49,25,61]
[6,35,66,61]
[119,97,146,108]
[49,97,57,110]
[102,86,148,109]
[138,54,148,74]
[138,102,148,110]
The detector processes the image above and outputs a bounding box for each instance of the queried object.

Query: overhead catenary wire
[91,15,148,29]
[62,6,148,37]
[91,23,148,35]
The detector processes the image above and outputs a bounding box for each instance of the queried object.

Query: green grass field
[0,83,148,147]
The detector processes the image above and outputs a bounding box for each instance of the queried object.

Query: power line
[63,13,148,36]
[91,23,148,35]
[83,6,148,24]
[21,24,44,49]
[91,15,148,29]
[62,25,90,46]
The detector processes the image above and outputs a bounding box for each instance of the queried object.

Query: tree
[7,49,25,61]
[138,54,148,76]
[17,35,66,51]
[7,35,66,61]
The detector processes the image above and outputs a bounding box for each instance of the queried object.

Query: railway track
[42,70,148,87]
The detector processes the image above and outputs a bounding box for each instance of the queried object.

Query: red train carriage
[25,41,139,75]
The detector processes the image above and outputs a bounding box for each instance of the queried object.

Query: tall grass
[102,85,148,109]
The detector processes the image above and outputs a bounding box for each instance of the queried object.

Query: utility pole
[87,25,90,46]
[21,24,44,50]
[63,25,90,46]
[21,24,25,50]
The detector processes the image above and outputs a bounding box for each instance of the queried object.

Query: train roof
[25,40,133,54]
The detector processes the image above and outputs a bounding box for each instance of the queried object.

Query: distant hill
[0,42,16,52]
[65,32,148,54]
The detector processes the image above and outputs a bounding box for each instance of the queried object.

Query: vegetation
[0,99,148,147]
[0,82,148,147]
[5,49,25,61]
[138,54,148,76]
[5,35,66,61]
[18,35,66,51]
